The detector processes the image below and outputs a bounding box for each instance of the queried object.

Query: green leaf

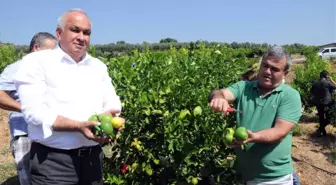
[144,109,151,116]
[153,159,160,165]
[145,165,153,176]
[178,109,190,120]
[152,110,162,114]
[163,110,169,117]
[165,87,172,94]
[159,98,166,104]
[168,142,174,151]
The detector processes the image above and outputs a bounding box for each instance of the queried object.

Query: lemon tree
[101,45,256,184]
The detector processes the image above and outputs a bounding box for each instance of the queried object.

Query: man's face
[33,39,57,52]
[258,55,287,89]
[56,12,91,61]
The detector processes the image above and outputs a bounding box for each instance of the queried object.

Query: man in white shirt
[14,8,122,185]
[0,32,57,185]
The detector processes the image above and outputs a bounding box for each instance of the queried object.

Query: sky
[0,0,335,46]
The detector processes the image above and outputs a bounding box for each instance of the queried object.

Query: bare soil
[0,110,18,185]
[292,122,336,185]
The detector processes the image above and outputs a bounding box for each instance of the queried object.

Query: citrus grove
[0,43,335,184]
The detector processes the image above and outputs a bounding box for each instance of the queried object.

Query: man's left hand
[234,130,259,145]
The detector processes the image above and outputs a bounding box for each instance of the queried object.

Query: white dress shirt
[14,47,122,150]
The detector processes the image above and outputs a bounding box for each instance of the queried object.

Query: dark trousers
[316,103,332,135]
[30,142,104,185]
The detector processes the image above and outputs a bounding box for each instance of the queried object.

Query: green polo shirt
[227,80,302,182]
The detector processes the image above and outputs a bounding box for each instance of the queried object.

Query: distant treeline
[10,38,319,58]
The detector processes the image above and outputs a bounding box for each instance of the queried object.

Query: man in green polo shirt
[209,46,302,185]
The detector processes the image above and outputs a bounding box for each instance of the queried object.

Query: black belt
[32,142,100,157]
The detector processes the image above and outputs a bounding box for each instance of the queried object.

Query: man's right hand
[77,121,110,144]
[209,98,230,113]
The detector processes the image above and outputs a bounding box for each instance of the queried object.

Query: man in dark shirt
[311,70,336,136]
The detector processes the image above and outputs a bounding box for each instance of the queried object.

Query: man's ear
[56,28,62,40]
[32,44,39,52]
[284,70,289,76]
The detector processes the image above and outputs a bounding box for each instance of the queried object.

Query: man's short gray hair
[57,8,90,29]
[29,32,57,53]
[262,46,292,71]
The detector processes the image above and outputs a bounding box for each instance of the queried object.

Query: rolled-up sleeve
[13,54,58,138]
[101,65,122,113]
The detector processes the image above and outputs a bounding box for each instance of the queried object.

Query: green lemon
[224,134,234,144]
[225,128,235,136]
[100,120,114,136]
[234,127,248,141]
[193,106,202,116]
[191,177,198,185]
[99,114,113,123]
[88,115,99,122]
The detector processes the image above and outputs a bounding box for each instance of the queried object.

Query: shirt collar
[55,44,91,64]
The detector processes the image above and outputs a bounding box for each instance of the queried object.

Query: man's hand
[223,130,258,148]
[0,91,21,112]
[103,108,121,117]
[209,89,235,114]
[234,130,259,145]
[234,120,295,144]
[76,121,110,144]
[327,75,336,85]
[209,98,230,114]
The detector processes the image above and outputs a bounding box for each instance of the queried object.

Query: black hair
[320,70,329,79]
[28,32,57,53]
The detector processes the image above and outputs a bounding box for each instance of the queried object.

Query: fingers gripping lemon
[88,113,125,138]
[223,126,248,150]
[234,127,248,141]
